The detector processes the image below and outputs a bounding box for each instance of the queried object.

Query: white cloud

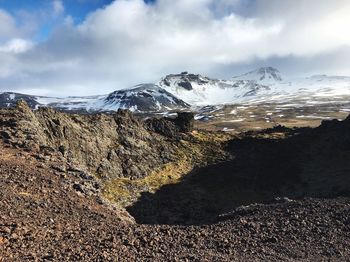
[0,9,20,40]
[0,38,33,54]
[1,0,350,96]
[53,0,65,17]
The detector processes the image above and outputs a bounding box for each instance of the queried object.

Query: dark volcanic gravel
[0,146,349,261]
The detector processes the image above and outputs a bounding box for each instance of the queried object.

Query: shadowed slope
[128,117,350,225]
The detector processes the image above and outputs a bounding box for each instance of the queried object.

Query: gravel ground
[0,145,349,261]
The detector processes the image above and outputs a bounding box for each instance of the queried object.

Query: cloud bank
[1,0,350,96]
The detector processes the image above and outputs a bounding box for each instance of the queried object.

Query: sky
[0,0,350,96]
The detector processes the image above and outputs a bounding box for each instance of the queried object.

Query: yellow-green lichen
[102,130,234,207]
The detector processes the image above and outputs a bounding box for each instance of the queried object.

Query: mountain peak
[233,67,283,83]
[102,84,189,112]
[158,72,211,93]
[257,66,280,74]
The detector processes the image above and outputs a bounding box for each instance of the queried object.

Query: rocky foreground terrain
[0,101,349,261]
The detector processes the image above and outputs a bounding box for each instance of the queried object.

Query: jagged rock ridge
[0,100,194,181]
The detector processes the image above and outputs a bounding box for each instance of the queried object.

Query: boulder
[173,112,194,133]
[145,112,194,138]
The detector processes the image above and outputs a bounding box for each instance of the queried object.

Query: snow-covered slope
[90,84,189,112]
[232,67,283,85]
[0,85,189,113]
[0,92,41,109]
[158,72,270,106]
[159,68,350,107]
[248,74,350,104]
[0,92,104,112]
[1,68,350,113]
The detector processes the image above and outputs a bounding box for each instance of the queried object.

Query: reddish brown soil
[0,143,349,261]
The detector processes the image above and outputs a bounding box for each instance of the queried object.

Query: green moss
[102,130,234,207]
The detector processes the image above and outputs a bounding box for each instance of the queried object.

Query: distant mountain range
[0,85,190,113]
[1,67,350,113]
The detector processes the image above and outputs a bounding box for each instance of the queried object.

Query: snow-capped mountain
[0,84,189,113]
[248,74,350,104]
[90,84,189,112]
[0,92,41,109]
[0,92,104,113]
[232,67,283,85]
[158,72,270,106]
[1,67,350,113]
[158,68,350,107]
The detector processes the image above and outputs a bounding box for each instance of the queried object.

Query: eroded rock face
[145,112,194,138]
[0,101,187,180]
[174,112,194,133]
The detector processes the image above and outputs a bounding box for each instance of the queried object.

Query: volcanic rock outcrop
[145,112,194,138]
[0,101,198,181]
